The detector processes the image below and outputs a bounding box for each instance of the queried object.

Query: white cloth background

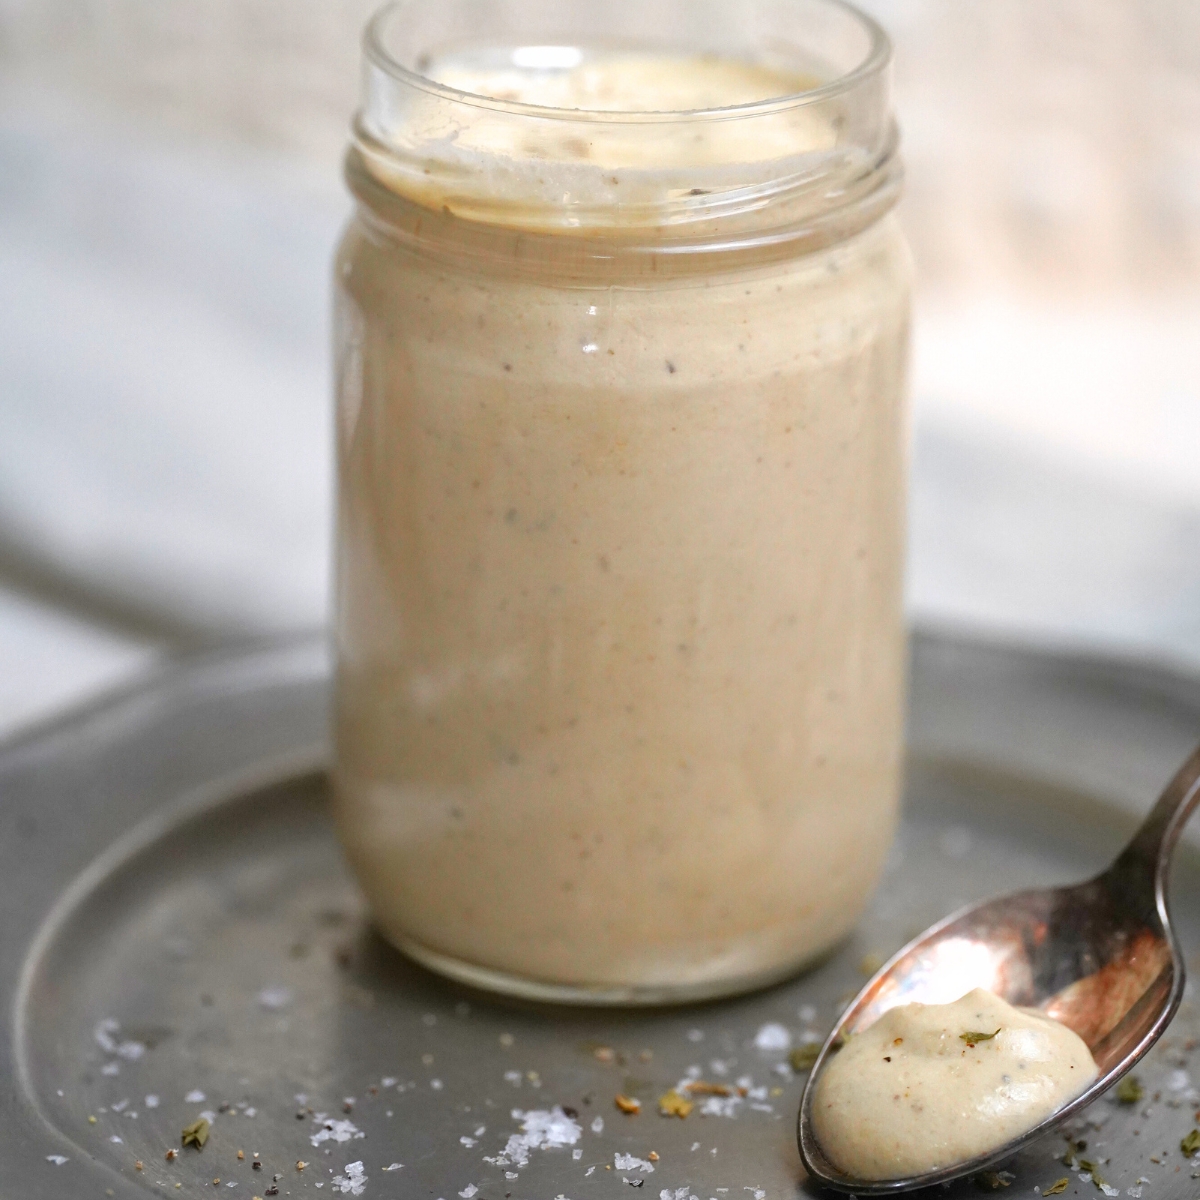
[1,1,1198,737]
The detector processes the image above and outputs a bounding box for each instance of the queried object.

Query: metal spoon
[798,742,1200,1194]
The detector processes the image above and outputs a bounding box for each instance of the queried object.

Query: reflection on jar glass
[333,0,912,1004]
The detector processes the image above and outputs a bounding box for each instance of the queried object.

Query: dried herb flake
[1115,1075,1144,1105]
[1062,1137,1086,1169]
[1079,1159,1111,1191]
[1182,1129,1200,1156]
[960,1029,1001,1047]
[684,1081,730,1097]
[180,1119,210,1150]
[614,1094,641,1115]
[1043,1179,1070,1195]
[658,1090,692,1118]
[790,1044,821,1072]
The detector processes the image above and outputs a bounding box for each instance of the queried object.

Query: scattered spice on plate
[615,1095,641,1114]
[1043,1179,1069,1195]
[960,1029,1001,1047]
[647,1152,659,1161]
[296,1160,308,1170]
[237,1150,245,1161]
[165,1149,178,1161]
[658,1091,692,1118]
[1078,1158,1119,1195]
[135,1161,144,1171]
[684,1082,730,1097]
[181,1119,210,1150]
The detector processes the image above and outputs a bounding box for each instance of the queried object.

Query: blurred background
[1,0,1198,738]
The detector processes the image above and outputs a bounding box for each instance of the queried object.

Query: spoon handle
[1109,742,1200,912]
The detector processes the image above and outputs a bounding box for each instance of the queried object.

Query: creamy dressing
[334,47,910,994]
[429,49,814,111]
[358,48,841,228]
[812,989,1100,1180]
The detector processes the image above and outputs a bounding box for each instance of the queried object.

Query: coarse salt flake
[614,1153,655,1173]
[257,985,294,1010]
[490,1106,582,1168]
[311,1116,366,1147]
[93,1018,145,1061]
[699,1095,742,1118]
[332,1160,367,1196]
[753,1023,791,1052]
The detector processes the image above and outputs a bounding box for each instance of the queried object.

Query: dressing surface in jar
[334,0,911,1003]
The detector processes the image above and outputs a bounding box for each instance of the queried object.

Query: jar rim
[362,0,892,124]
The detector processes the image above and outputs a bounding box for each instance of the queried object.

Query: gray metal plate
[4,632,1200,1200]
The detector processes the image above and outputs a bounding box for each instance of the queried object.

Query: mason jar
[333,0,911,1004]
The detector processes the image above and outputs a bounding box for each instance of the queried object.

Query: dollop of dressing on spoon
[812,988,1099,1180]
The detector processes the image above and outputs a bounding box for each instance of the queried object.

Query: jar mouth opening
[363,0,891,124]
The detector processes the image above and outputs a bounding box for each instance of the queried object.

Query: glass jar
[333,0,911,1004]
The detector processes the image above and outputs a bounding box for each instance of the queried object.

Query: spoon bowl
[798,743,1200,1194]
